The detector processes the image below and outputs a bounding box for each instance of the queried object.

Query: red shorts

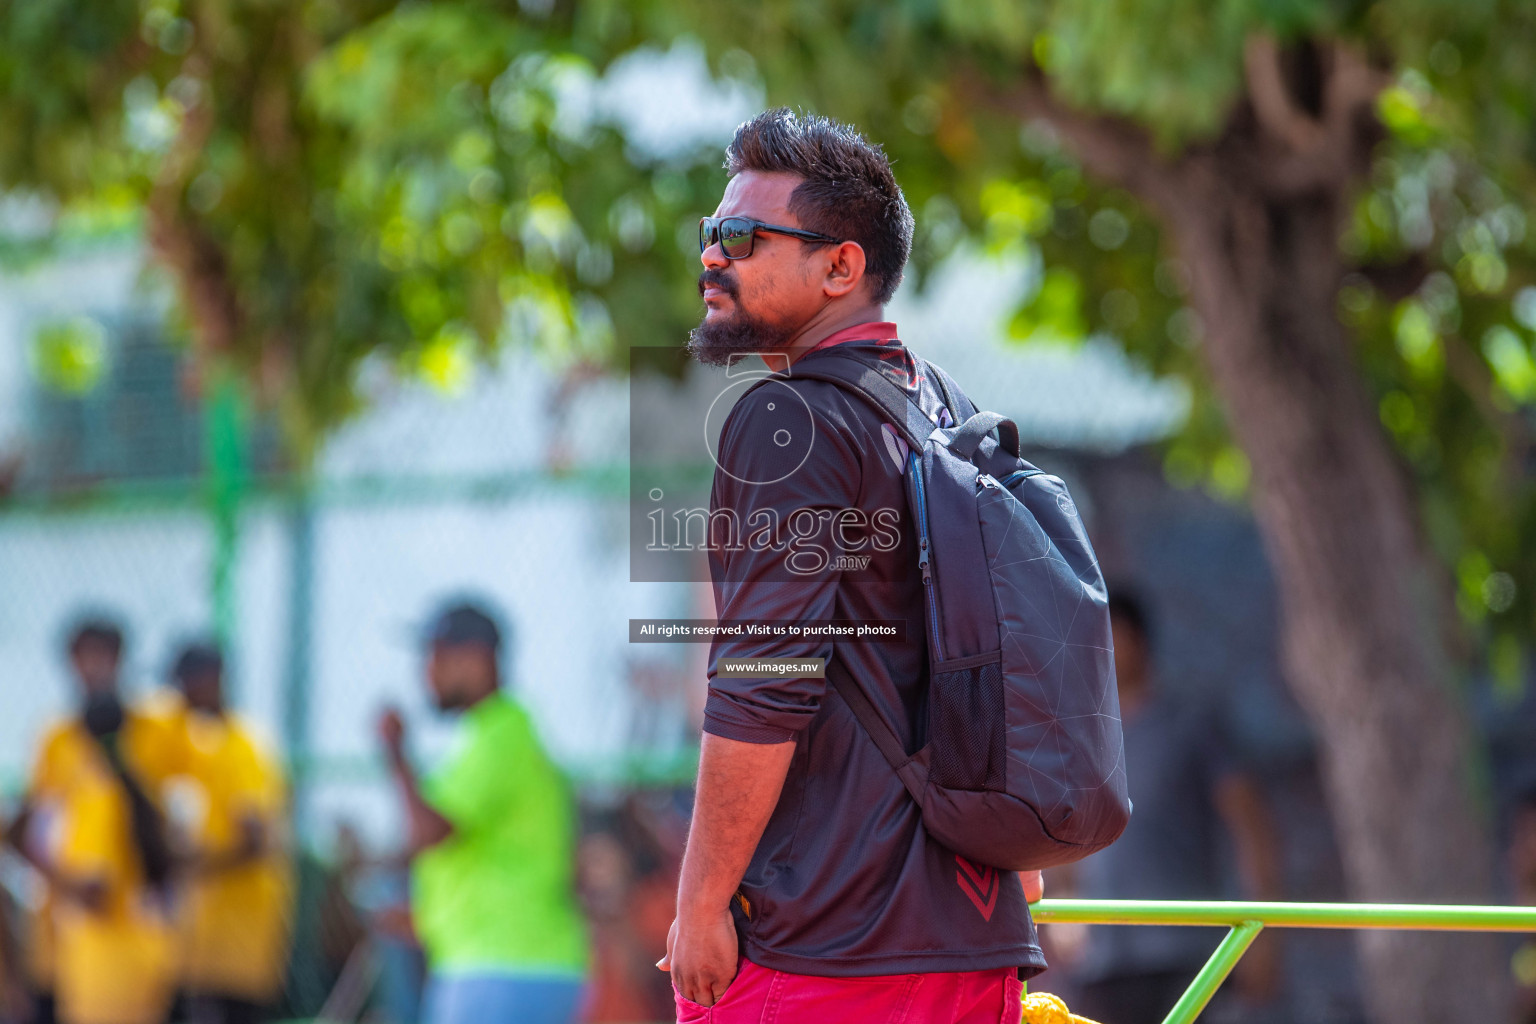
[673,960,1024,1024]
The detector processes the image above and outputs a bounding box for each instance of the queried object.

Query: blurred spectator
[165,642,293,1024]
[0,877,29,1024]
[377,601,588,1024]
[322,826,370,975]
[272,823,367,1021]
[338,821,425,1024]
[2,616,180,1024]
[1511,786,1536,1023]
[1057,590,1283,1024]
[0,450,19,499]
[578,791,688,1023]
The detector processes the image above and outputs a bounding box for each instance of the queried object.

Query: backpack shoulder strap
[828,674,928,806]
[754,351,981,453]
[737,350,964,798]
[741,352,942,799]
[922,358,978,422]
[754,353,931,450]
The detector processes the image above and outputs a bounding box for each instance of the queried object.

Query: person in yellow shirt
[4,617,180,1024]
[168,643,292,1024]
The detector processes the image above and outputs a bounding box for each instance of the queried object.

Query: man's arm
[3,804,102,910]
[194,737,290,875]
[1216,773,1284,1001]
[188,813,268,876]
[3,805,39,869]
[378,709,453,857]
[662,732,796,1007]
[1216,774,1282,900]
[659,387,856,1005]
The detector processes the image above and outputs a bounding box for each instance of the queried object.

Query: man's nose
[700,243,729,271]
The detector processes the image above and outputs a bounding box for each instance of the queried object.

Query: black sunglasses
[699,216,840,260]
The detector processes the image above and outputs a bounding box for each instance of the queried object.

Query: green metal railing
[1027,899,1536,1024]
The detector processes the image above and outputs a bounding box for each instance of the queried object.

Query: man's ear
[822,241,867,299]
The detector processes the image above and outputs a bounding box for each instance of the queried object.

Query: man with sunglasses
[661,109,1043,1024]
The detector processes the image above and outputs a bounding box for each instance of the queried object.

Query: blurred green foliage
[641,0,1536,682]
[1,0,1534,670]
[30,315,108,393]
[0,0,723,453]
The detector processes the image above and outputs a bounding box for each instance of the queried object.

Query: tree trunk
[1010,41,1514,1019]
[1165,158,1510,1023]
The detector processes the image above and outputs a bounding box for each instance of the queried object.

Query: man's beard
[688,271,795,367]
[434,690,472,713]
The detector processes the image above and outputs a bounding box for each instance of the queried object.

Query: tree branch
[1442,329,1535,476]
[146,55,242,361]
[1351,253,1433,303]
[1244,34,1325,153]
[1256,38,1388,198]
[1321,41,1389,142]
[974,67,1186,217]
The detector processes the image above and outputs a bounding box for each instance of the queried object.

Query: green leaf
[30,317,108,394]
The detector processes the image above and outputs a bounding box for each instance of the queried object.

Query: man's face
[426,642,495,712]
[69,642,120,699]
[1110,617,1149,694]
[690,170,835,366]
[182,670,224,716]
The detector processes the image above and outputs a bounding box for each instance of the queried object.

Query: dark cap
[171,642,224,686]
[423,601,503,652]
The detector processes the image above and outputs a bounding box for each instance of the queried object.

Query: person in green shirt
[378,601,587,1024]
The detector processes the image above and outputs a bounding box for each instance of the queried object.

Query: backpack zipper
[909,449,944,662]
[998,468,1044,488]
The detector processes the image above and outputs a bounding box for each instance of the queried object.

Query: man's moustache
[698,272,737,297]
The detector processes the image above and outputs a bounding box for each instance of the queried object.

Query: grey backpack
[784,352,1131,871]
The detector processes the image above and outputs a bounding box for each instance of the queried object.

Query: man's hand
[377,707,407,763]
[2,805,32,853]
[1234,931,1282,1004]
[371,903,417,944]
[1021,870,1044,903]
[62,877,109,914]
[662,733,795,1007]
[377,705,454,856]
[188,812,269,877]
[1215,774,1283,1004]
[659,906,740,1006]
[0,980,31,1024]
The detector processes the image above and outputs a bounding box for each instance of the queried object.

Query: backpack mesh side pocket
[927,659,1006,791]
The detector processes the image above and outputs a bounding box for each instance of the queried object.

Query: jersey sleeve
[228,725,287,822]
[703,382,865,744]
[26,726,67,801]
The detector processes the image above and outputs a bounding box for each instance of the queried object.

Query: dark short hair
[1107,589,1153,645]
[725,108,914,304]
[67,616,125,658]
[171,641,223,687]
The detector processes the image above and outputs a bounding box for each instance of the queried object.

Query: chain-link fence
[0,241,1202,1022]
[0,290,711,1021]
